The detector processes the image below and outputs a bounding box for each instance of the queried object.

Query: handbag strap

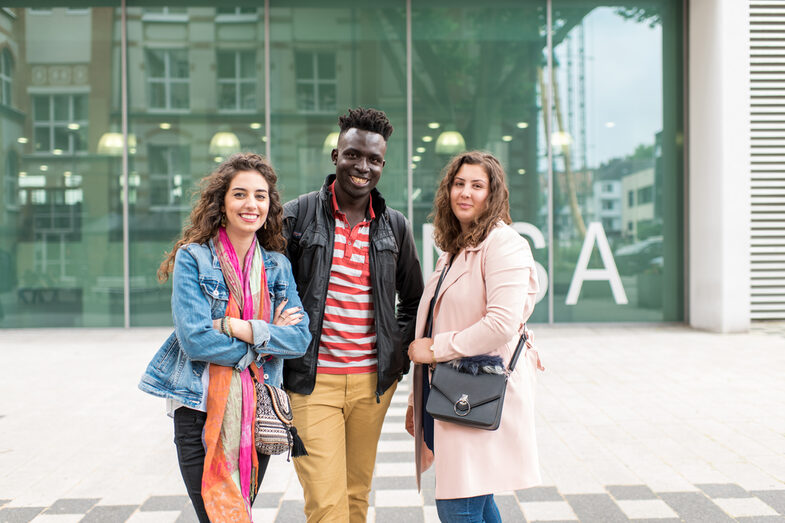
[424,255,453,337]
[426,256,528,373]
[506,326,528,373]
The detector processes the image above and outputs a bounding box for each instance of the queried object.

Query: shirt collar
[329,181,375,221]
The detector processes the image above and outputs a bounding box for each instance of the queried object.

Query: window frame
[294,51,337,114]
[215,7,258,23]
[147,144,191,211]
[0,48,12,107]
[31,92,89,156]
[145,48,190,113]
[216,49,257,113]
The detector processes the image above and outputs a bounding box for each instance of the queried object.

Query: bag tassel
[290,426,308,458]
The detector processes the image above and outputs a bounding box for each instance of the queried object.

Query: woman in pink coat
[406,151,542,522]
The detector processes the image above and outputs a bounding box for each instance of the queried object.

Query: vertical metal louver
[751,0,785,319]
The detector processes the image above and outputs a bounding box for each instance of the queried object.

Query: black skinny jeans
[173,407,271,523]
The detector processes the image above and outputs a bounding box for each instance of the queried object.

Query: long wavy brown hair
[157,152,286,282]
[432,151,512,255]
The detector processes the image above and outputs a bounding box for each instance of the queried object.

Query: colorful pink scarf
[202,229,271,522]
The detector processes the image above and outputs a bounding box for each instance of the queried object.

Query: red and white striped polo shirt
[317,182,377,375]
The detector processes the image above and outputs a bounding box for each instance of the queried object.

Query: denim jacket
[138,240,311,408]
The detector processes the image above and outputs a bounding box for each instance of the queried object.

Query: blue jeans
[435,494,502,523]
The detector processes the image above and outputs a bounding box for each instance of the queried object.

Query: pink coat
[410,222,541,499]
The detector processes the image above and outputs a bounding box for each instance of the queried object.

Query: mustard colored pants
[289,372,396,523]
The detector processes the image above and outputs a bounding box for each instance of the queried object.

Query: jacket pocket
[152,334,179,372]
[299,225,328,250]
[199,276,229,316]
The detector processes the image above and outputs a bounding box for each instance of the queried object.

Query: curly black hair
[338,107,394,141]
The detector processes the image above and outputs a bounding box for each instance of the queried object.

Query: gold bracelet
[226,316,234,338]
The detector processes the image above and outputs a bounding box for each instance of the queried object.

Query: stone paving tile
[137,496,189,512]
[375,451,414,463]
[378,432,410,441]
[421,487,436,506]
[374,507,424,523]
[754,491,785,515]
[698,483,752,498]
[564,493,628,523]
[516,486,564,502]
[125,510,181,522]
[373,475,417,490]
[494,494,525,521]
[274,500,304,523]
[374,489,421,508]
[80,505,137,523]
[520,500,578,521]
[30,514,82,522]
[0,507,44,523]
[659,491,736,522]
[616,499,678,519]
[606,485,657,500]
[173,505,199,523]
[42,499,99,515]
[254,492,282,509]
[713,497,781,518]
[736,517,785,523]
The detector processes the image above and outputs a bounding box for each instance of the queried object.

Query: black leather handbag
[423,256,528,431]
[425,331,527,430]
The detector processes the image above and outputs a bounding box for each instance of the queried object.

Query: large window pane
[550,1,683,321]
[412,1,548,322]
[270,1,407,207]
[126,5,266,326]
[0,6,123,327]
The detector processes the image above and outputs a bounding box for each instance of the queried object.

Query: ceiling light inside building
[435,131,466,154]
[209,131,241,156]
[97,132,137,156]
[323,132,340,153]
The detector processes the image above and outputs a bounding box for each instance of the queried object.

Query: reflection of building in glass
[4,1,761,330]
[621,167,655,241]
[590,178,622,237]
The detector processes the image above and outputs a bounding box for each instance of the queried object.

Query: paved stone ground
[1,324,783,522]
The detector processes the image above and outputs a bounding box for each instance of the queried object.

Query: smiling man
[282,107,423,522]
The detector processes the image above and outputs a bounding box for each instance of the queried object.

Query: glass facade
[0,1,683,328]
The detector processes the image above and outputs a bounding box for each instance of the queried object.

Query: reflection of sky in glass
[555,7,662,169]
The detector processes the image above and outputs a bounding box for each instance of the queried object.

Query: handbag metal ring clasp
[453,394,471,416]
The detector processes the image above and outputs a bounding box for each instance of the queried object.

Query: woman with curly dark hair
[139,153,311,522]
[405,151,543,522]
